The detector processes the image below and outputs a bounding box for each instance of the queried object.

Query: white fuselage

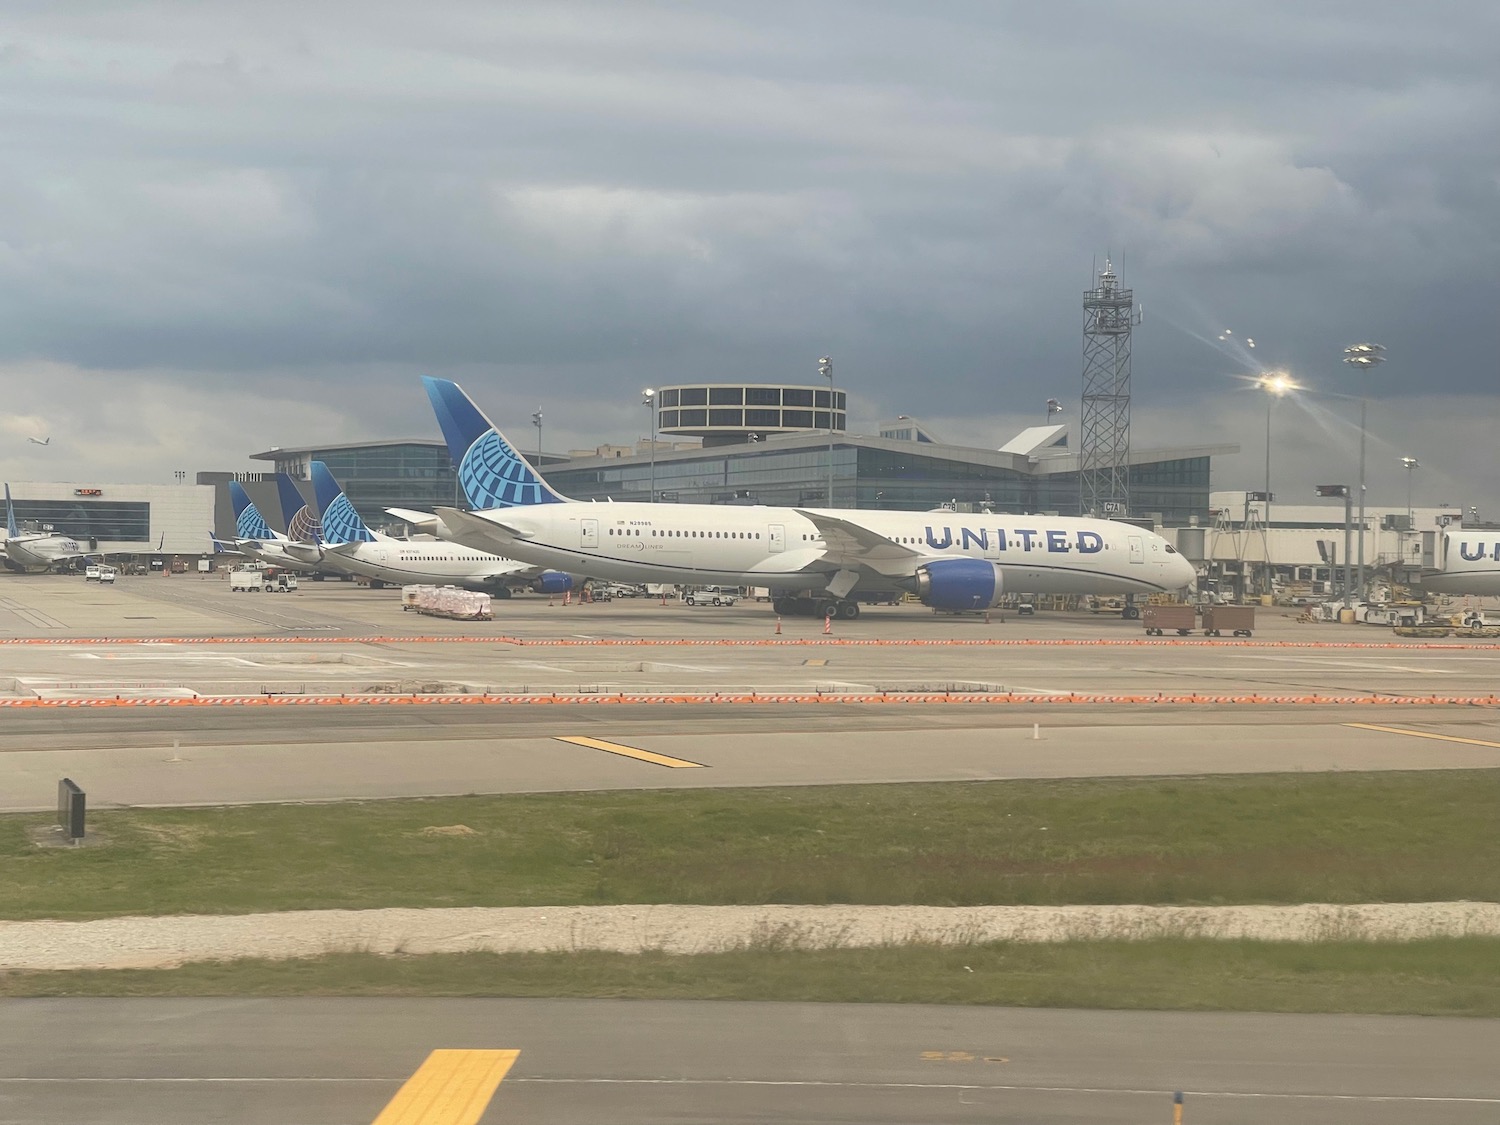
[324,541,532,590]
[2,534,87,571]
[1425,533,1500,595]
[442,503,1196,595]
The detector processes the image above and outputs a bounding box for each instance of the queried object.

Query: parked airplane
[226,480,322,573]
[421,378,1197,617]
[299,461,572,596]
[2,484,95,572]
[1424,531,1500,596]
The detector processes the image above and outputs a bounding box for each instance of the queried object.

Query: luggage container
[1142,604,1196,636]
[1202,604,1255,637]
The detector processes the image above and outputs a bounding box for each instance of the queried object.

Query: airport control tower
[1079,259,1138,517]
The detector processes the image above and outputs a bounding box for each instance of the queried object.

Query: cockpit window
[1164,544,1178,554]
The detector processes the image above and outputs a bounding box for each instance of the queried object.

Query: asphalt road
[2,998,1497,1125]
[3,705,1500,811]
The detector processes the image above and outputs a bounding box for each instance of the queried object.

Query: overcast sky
[2,1,1496,512]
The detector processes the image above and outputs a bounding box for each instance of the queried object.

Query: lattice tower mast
[1079,258,1139,516]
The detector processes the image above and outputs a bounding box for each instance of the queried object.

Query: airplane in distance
[1424,530,1500,596]
[421,377,1197,618]
[2,483,96,572]
[290,461,573,597]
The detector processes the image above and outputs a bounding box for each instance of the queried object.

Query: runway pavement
[3,706,1500,811]
[2,575,1498,810]
[2,998,1498,1124]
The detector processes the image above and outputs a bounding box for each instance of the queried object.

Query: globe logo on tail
[320,494,375,543]
[460,430,559,508]
[235,507,274,541]
[287,505,323,543]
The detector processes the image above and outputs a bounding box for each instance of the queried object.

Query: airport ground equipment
[402,584,493,620]
[229,568,265,592]
[1202,604,1255,637]
[1142,604,1196,636]
[685,587,738,607]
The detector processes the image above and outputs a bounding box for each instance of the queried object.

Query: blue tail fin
[423,376,567,509]
[276,474,322,542]
[4,484,16,539]
[227,481,277,541]
[310,462,376,544]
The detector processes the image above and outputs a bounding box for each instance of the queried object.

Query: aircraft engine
[529,570,574,595]
[914,558,1005,612]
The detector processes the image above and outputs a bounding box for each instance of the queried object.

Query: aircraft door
[768,523,785,554]
[1128,535,1145,565]
[581,519,599,549]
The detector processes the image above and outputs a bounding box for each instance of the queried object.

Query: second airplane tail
[310,462,377,544]
[276,475,322,543]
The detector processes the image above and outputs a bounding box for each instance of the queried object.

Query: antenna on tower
[1079,257,1140,518]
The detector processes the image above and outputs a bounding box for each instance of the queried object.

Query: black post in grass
[57,777,85,843]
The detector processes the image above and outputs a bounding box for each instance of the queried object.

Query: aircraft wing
[792,509,928,571]
[385,507,443,533]
[433,506,529,551]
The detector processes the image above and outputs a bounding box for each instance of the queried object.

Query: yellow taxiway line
[555,735,705,768]
[1345,722,1500,750]
[371,1049,518,1125]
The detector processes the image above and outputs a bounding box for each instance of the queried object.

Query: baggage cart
[1202,604,1255,637]
[1142,604,1196,636]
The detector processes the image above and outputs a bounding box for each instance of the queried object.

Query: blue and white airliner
[288,461,572,597]
[2,484,95,572]
[422,378,1197,618]
[1425,532,1500,596]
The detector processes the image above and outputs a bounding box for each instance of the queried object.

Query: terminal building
[232,381,1233,531]
[543,382,1227,527]
[2,481,215,556]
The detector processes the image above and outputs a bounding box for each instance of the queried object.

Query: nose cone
[1169,551,1197,590]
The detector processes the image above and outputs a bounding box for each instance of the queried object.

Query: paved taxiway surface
[3,998,1498,1124]
[4,706,1500,811]
[3,576,1499,810]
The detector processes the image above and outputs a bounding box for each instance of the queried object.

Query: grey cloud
[0,1,1495,499]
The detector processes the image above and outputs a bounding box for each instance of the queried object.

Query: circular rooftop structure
[653,383,846,447]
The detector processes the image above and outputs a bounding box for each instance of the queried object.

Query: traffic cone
[823,613,832,635]
[775,616,782,635]
[564,590,571,606]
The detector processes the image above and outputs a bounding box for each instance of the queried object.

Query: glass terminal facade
[7,498,151,542]
[256,442,461,523]
[546,439,1214,525]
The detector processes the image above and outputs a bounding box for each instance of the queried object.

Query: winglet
[4,484,16,540]
[423,377,567,509]
[310,462,376,544]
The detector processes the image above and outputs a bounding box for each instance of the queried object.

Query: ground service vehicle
[1202,604,1255,637]
[685,587,738,606]
[1143,604,1196,635]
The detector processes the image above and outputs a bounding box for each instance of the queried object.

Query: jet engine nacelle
[914,558,1005,611]
[529,570,574,595]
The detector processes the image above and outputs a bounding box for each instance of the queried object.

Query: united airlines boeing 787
[424,378,1196,618]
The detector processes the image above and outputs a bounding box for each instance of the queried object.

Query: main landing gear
[773,596,860,620]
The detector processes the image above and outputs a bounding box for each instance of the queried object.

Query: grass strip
[5,939,1500,1016]
[5,770,1500,919]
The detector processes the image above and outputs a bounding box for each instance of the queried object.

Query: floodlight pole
[642,389,657,503]
[531,409,543,465]
[819,356,834,507]
[1401,456,1418,527]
